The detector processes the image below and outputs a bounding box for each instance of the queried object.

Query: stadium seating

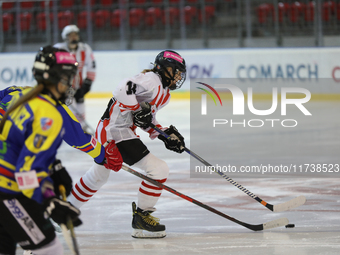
[162,7,179,25]
[36,12,53,31]
[58,11,75,30]
[145,7,162,27]
[95,10,110,28]
[20,12,33,31]
[60,0,75,8]
[129,8,144,27]
[2,13,13,32]
[2,2,15,10]
[78,11,94,29]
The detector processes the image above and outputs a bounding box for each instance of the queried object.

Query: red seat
[40,1,54,8]
[322,1,335,21]
[111,9,126,27]
[58,11,75,30]
[94,10,110,28]
[304,1,314,22]
[162,7,179,25]
[257,3,271,24]
[77,11,94,29]
[151,0,163,4]
[277,2,289,23]
[81,0,96,6]
[289,1,306,23]
[100,0,114,7]
[36,12,54,31]
[184,6,197,25]
[169,0,180,3]
[2,2,15,10]
[145,7,162,27]
[20,12,33,31]
[199,5,215,23]
[60,0,75,8]
[133,0,147,5]
[2,13,13,32]
[337,3,340,20]
[20,1,35,9]
[129,8,144,27]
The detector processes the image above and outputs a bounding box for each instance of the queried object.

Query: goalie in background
[68,50,187,239]
[54,24,96,134]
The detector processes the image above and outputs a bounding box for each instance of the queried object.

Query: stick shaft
[149,123,274,211]
[122,165,265,231]
[59,185,80,255]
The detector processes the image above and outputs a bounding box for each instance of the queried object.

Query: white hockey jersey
[53,42,96,90]
[96,71,171,144]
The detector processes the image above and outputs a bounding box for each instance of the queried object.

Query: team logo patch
[33,134,47,148]
[91,137,97,147]
[40,118,53,131]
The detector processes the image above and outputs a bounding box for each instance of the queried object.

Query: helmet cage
[32,46,78,104]
[153,50,186,90]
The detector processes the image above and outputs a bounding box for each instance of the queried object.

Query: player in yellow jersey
[0,46,122,255]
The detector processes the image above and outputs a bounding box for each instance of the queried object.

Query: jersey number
[126,81,137,95]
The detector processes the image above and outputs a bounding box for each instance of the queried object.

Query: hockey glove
[133,102,152,128]
[43,197,82,227]
[74,78,93,103]
[158,125,185,153]
[96,140,123,172]
[50,159,73,197]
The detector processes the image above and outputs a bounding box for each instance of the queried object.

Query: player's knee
[142,154,169,180]
[86,163,111,188]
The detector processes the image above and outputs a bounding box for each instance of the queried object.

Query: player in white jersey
[54,25,96,133]
[68,50,187,238]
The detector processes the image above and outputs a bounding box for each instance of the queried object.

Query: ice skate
[131,202,166,239]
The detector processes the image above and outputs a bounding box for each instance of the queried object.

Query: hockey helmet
[32,46,78,103]
[153,50,186,90]
[61,24,80,40]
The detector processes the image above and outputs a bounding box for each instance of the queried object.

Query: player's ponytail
[0,84,44,133]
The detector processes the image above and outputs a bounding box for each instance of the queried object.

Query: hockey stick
[149,123,306,213]
[59,185,80,255]
[68,104,96,135]
[122,165,288,231]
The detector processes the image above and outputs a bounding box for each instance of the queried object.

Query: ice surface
[16,98,340,255]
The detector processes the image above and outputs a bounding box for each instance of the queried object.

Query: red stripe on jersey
[75,183,94,197]
[141,181,162,190]
[0,166,14,178]
[80,177,96,193]
[161,92,170,106]
[139,188,161,197]
[118,102,139,113]
[155,94,164,108]
[86,71,96,80]
[71,190,89,202]
[149,86,161,105]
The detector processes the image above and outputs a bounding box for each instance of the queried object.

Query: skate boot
[131,202,166,238]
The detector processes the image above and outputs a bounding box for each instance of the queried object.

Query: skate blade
[131,229,166,239]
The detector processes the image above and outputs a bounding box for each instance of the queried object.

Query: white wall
[1,48,340,93]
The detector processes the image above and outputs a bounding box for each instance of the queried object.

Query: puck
[285,224,295,228]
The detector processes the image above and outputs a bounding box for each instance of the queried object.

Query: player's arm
[60,104,122,171]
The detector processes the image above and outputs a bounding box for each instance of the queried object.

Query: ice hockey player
[54,24,96,133]
[68,50,187,238]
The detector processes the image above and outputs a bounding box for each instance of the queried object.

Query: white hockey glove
[158,125,185,153]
